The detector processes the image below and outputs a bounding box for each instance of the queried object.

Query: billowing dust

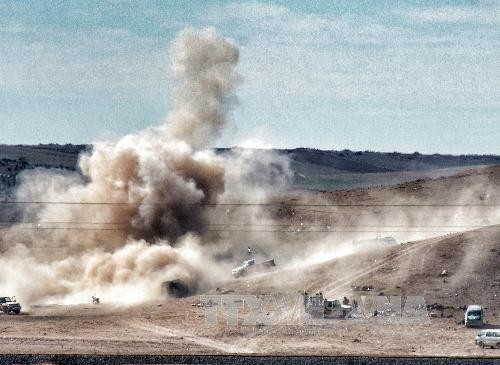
[1,28,241,304]
[0,28,499,306]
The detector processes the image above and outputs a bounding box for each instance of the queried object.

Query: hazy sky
[0,0,499,154]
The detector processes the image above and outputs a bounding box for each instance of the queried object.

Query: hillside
[281,148,500,191]
[0,144,86,194]
[1,163,499,356]
[2,144,499,194]
[214,165,500,314]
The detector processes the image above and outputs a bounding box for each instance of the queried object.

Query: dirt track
[0,354,499,365]
[0,296,498,356]
[2,230,500,357]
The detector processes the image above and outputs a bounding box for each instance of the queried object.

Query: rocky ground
[0,165,499,356]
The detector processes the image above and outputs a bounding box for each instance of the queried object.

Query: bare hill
[0,154,499,357]
[2,144,499,194]
[217,165,500,313]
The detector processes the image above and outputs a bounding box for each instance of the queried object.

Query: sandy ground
[1,165,499,356]
[2,229,500,357]
[0,294,497,356]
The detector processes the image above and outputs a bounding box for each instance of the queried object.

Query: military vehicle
[303,291,352,318]
[231,258,276,278]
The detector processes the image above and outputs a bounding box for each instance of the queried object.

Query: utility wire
[0,201,499,207]
[1,226,497,233]
[0,220,496,228]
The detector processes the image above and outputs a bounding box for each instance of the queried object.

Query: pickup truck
[0,297,21,314]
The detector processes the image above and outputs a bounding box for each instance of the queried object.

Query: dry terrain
[1,165,499,356]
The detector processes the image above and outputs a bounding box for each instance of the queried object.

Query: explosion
[0,28,241,304]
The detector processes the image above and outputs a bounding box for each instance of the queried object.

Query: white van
[475,329,500,349]
[465,305,484,327]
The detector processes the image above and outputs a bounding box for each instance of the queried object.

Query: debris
[479,193,490,201]
[352,338,361,343]
[427,303,445,311]
[440,270,448,276]
[192,300,213,308]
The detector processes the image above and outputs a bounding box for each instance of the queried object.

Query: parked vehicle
[303,291,353,319]
[475,329,500,349]
[0,296,21,315]
[465,305,484,327]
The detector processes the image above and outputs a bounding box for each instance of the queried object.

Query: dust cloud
[1,28,498,307]
[0,28,243,304]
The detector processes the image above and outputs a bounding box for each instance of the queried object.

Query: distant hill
[1,144,500,194]
[218,147,500,191]
[282,148,500,173]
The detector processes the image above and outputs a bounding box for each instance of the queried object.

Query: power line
[0,220,497,229]
[1,226,497,233]
[3,227,128,231]
[0,201,499,207]
[208,229,497,233]
[0,228,479,233]
[207,223,496,228]
[0,220,128,225]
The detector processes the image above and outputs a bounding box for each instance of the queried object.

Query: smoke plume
[0,28,240,304]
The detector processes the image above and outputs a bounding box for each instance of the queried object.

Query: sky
[0,0,499,154]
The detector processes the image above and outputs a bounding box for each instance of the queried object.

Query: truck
[303,291,353,319]
[0,297,21,315]
[475,329,500,349]
[231,258,276,278]
[353,235,398,250]
[465,304,484,327]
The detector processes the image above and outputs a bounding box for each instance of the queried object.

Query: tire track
[124,320,256,354]
[324,234,457,296]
